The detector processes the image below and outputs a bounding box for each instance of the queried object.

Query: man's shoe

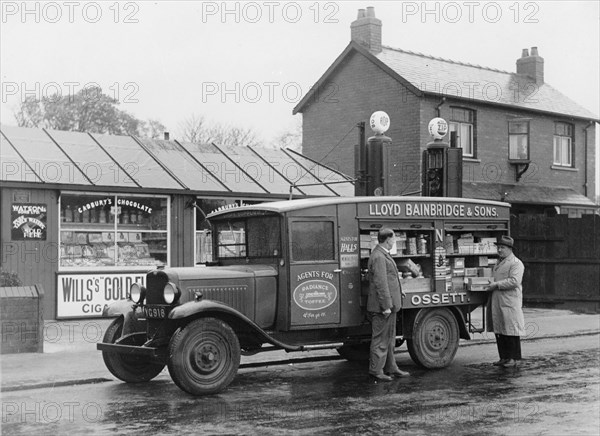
[501,359,518,368]
[386,369,410,378]
[493,359,508,366]
[369,373,393,382]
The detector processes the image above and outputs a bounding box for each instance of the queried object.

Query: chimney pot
[351,7,382,54]
[516,47,543,84]
[164,132,170,140]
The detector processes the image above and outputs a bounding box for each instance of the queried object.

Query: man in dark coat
[484,235,525,368]
[367,228,410,381]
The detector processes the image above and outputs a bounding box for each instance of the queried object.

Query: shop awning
[463,182,598,209]
[0,126,355,197]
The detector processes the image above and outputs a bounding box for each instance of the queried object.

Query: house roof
[294,42,599,121]
[464,182,598,209]
[0,125,354,198]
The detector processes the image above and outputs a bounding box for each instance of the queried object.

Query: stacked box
[467,277,491,291]
[478,268,492,277]
[464,267,479,277]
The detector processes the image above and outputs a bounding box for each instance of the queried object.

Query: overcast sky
[1,0,599,147]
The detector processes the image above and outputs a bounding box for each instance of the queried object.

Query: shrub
[0,270,23,287]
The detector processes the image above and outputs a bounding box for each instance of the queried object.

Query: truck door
[288,216,341,327]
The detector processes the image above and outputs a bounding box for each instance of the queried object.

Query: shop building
[0,125,353,319]
[294,7,599,216]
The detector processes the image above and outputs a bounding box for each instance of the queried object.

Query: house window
[508,120,529,161]
[449,107,475,157]
[553,122,573,167]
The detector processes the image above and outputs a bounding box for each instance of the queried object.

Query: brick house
[294,7,599,217]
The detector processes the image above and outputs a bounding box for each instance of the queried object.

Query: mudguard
[169,299,301,351]
[102,299,136,317]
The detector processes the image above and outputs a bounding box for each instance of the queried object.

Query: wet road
[2,334,599,435]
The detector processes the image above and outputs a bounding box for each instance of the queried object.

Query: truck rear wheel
[168,317,240,396]
[407,308,459,368]
[102,317,165,383]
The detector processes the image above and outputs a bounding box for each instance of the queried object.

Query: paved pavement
[1,308,599,392]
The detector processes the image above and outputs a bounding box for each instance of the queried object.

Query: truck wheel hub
[195,345,219,371]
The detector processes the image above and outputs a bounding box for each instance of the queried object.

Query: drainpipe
[435,97,446,117]
[583,120,594,197]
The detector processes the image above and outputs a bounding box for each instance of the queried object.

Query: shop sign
[362,201,504,219]
[56,272,145,318]
[11,203,47,240]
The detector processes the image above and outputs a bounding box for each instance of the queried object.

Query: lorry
[97,196,510,395]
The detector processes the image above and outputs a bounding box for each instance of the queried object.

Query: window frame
[289,219,337,263]
[508,120,530,162]
[553,122,574,167]
[449,107,476,158]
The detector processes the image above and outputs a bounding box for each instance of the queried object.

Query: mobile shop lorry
[98,196,510,395]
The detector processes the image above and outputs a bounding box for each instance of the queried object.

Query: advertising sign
[290,268,340,325]
[11,203,47,240]
[56,272,146,318]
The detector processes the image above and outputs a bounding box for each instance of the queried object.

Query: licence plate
[141,305,169,319]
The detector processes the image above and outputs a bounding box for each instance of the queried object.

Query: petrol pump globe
[369,111,390,134]
[428,117,448,139]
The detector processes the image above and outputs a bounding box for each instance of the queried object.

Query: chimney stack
[516,46,544,84]
[164,132,170,140]
[351,6,382,54]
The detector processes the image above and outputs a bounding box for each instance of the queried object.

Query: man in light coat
[484,235,525,368]
[367,228,409,381]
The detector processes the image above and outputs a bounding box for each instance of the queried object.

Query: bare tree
[141,119,168,139]
[271,118,302,151]
[178,114,211,143]
[178,115,261,147]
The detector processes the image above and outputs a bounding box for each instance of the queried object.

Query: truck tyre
[168,317,240,396]
[102,317,165,383]
[407,308,459,369]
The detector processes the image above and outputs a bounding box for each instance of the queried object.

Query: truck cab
[98,196,510,395]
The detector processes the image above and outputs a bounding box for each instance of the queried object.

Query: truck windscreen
[215,216,280,259]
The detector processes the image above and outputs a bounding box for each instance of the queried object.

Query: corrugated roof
[464,182,598,208]
[0,126,354,197]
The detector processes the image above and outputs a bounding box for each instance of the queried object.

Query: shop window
[553,122,574,167]
[291,221,335,262]
[508,120,530,161]
[449,107,475,157]
[59,193,169,270]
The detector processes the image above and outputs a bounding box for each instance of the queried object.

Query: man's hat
[495,235,514,248]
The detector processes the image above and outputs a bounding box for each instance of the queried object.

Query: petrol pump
[422,117,463,197]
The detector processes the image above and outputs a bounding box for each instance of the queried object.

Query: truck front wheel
[168,317,241,396]
[407,308,459,368]
[102,317,165,382]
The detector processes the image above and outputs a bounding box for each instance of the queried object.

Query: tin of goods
[417,235,427,254]
[407,237,417,255]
